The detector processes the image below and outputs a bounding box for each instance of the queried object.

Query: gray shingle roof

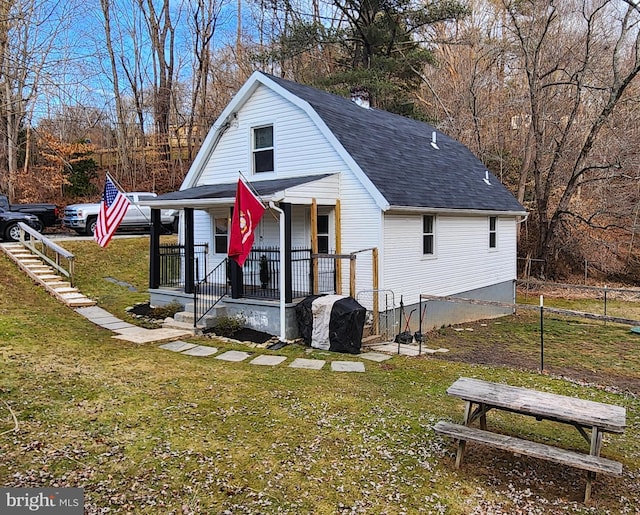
[156,175,332,201]
[266,74,525,213]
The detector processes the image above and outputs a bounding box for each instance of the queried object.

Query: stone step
[52,287,80,294]
[60,292,87,300]
[65,297,97,307]
[37,274,65,282]
[47,281,72,289]
[162,319,198,333]
[25,265,54,273]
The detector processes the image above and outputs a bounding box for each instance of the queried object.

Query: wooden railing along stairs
[0,223,95,308]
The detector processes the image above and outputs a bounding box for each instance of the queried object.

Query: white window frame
[489,216,498,251]
[252,124,274,174]
[213,215,229,254]
[422,214,436,257]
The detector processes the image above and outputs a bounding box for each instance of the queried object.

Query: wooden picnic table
[435,377,626,502]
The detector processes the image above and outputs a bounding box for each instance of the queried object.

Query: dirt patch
[425,316,640,395]
[229,327,275,344]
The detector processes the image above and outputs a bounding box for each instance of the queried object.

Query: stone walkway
[75,306,448,373]
[75,305,400,372]
[75,306,193,343]
[158,340,391,372]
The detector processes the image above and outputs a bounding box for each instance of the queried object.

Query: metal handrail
[193,258,229,327]
[18,222,75,286]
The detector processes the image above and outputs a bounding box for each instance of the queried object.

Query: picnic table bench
[435,377,626,502]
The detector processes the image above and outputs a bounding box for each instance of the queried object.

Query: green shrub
[212,314,246,337]
[149,300,182,319]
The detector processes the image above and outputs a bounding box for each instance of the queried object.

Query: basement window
[253,125,274,173]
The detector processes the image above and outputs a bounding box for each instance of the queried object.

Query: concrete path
[75,306,192,343]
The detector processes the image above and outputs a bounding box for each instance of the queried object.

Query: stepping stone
[99,321,136,331]
[250,355,287,366]
[112,327,192,344]
[215,350,251,362]
[159,341,197,352]
[359,351,392,362]
[89,315,123,325]
[435,348,450,353]
[181,345,218,357]
[76,306,113,318]
[331,361,365,372]
[289,358,325,370]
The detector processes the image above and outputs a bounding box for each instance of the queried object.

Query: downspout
[269,201,286,342]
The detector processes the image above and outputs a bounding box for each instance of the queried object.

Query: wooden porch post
[184,208,195,294]
[335,200,342,295]
[149,209,161,289]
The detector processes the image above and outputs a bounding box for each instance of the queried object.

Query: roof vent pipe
[350,86,370,109]
[483,170,491,185]
[430,131,439,150]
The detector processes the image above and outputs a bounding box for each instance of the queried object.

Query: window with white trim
[423,215,435,255]
[253,125,274,173]
[317,214,329,254]
[489,216,497,249]
[214,216,228,254]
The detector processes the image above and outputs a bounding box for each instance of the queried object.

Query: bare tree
[139,0,179,164]
[99,0,135,180]
[0,0,73,200]
[186,0,226,160]
[502,0,640,276]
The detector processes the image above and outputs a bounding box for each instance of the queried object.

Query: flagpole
[105,172,127,193]
[104,173,153,226]
[269,201,286,342]
[237,170,279,223]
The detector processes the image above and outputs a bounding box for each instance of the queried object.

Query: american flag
[95,175,131,247]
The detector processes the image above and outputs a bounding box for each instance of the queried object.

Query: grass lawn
[1,237,639,514]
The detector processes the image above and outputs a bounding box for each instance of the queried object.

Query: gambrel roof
[158,72,525,215]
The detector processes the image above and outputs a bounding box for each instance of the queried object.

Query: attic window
[253,125,274,173]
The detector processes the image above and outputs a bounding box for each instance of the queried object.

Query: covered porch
[140,175,343,338]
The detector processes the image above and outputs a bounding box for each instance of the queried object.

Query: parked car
[0,208,42,241]
[0,194,60,230]
[62,192,178,235]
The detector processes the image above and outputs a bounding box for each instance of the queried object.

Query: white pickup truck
[62,192,178,235]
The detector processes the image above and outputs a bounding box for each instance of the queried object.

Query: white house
[141,71,527,340]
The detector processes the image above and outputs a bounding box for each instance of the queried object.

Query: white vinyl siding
[383,213,517,303]
[197,86,346,186]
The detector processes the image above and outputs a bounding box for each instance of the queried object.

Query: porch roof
[139,174,335,210]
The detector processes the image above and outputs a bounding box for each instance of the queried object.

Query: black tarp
[295,294,366,354]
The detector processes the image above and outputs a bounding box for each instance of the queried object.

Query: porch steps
[162,318,199,333]
[173,306,226,326]
[0,242,96,308]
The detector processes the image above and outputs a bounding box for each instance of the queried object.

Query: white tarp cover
[311,294,346,350]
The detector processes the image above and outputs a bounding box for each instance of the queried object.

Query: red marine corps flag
[228,179,266,266]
